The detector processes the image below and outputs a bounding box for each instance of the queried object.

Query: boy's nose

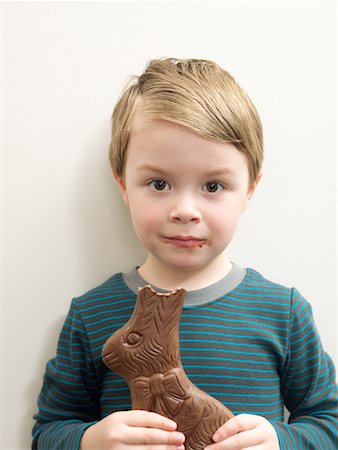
[168,195,202,224]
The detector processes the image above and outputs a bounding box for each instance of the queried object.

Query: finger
[129,446,184,450]
[132,445,185,450]
[213,414,258,442]
[122,426,185,446]
[121,409,178,430]
[117,446,184,450]
[209,429,262,450]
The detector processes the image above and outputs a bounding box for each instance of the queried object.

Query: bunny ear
[137,285,186,314]
[134,286,159,330]
[137,286,186,334]
[157,289,186,335]
[159,288,186,318]
[137,285,158,311]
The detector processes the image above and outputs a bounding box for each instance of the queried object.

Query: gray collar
[123,263,246,306]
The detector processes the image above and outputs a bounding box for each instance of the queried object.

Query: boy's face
[116,118,258,275]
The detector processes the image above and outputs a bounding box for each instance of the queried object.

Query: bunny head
[102,285,186,378]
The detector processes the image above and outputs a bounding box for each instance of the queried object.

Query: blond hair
[109,58,263,184]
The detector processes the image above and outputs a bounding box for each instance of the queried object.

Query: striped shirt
[32,264,337,449]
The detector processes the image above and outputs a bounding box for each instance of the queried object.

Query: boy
[32,58,337,449]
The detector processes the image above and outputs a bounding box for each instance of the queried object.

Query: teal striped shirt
[32,266,337,449]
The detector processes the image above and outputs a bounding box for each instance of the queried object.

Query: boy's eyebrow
[204,168,237,177]
[138,164,237,176]
[137,164,167,173]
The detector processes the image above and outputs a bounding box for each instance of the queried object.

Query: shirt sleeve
[32,299,99,449]
[272,288,338,449]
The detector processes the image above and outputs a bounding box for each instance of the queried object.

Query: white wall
[2,1,336,448]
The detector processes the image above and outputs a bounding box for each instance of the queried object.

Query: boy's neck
[137,254,232,291]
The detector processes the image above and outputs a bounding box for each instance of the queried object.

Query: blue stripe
[187,373,280,382]
[180,346,276,359]
[182,355,276,366]
[190,307,290,322]
[236,285,290,295]
[80,313,131,328]
[180,322,287,342]
[207,391,280,399]
[224,291,290,302]
[183,364,277,374]
[103,387,130,393]
[81,305,134,320]
[196,382,280,391]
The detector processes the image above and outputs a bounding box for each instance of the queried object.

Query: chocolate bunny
[102,285,234,450]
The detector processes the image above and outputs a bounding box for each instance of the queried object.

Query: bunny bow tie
[133,371,187,417]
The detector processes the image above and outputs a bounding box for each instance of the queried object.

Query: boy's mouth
[163,236,206,248]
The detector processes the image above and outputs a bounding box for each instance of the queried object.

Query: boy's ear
[242,173,262,211]
[113,171,129,206]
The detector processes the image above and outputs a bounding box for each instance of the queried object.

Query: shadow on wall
[21,315,66,449]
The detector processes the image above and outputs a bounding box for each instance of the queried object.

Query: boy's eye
[149,179,170,191]
[203,181,224,193]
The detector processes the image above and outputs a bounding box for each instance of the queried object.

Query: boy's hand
[79,409,185,450]
[205,414,280,450]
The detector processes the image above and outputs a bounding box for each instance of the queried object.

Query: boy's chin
[153,249,229,272]
[157,257,215,273]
